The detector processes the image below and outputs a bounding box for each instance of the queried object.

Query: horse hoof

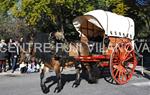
[88,79,97,84]
[41,84,49,94]
[54,86,62,93]
[72,80,80,88]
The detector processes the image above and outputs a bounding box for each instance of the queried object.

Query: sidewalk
[0,70,21,76]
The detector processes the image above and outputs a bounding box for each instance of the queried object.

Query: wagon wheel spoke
[123,47,133,59]
[126,45,130,50]
[122,72,127,82]
[122,63,134,82]
[118,71,122,82]
[123,58,134,69]
[118,69,128,83]
[126,44,132,51]
[124,55,133,62]
[119,72,124,83]
[124,60,135,77]
[114,69,119,78]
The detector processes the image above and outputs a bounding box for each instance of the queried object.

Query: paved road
[0,68,149,95]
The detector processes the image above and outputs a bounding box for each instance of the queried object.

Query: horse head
[48,31,68,56]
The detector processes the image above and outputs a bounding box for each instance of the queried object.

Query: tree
[125,0,150,38]
[94,0,129,15]
[0,14,30,39]
[1,0,149,38]
[3,0,95,33]
[0,0,15,15]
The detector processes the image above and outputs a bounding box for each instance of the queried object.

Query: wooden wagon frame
[73,10,137,85]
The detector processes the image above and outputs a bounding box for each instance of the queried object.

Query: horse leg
[54,62,62,93]
[40,66,49,94]
[40,67,45,85]
[73,62,81,87]
[85,63,97,83]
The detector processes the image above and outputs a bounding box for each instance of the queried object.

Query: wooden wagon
[73,10,137,85]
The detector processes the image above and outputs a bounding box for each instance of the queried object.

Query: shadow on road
[99,67,118,85]
[40,73,81,93]
[40,67,119,94]
[40,67,150,94]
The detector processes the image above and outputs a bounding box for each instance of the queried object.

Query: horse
[40,32,96,93]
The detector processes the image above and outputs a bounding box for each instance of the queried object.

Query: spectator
[6,38,13,70]
[27,57,36,73]
[10,40,20,73]
[19,61,27,73]
[0,39,7,72]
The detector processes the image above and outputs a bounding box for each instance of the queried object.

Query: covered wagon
[73,10,137,84]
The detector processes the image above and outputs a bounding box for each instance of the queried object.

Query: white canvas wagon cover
[73,10,135,40]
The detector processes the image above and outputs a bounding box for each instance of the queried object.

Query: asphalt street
[0,68,149,95]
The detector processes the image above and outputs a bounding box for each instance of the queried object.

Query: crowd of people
[0,38,41,73]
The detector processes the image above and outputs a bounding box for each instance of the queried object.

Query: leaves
[0,0,149,38]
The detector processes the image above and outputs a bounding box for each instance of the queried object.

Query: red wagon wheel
[110,43,137,85]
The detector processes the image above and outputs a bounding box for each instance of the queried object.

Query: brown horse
[40,33,96,93]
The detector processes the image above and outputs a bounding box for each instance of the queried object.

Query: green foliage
[0,0,15,15]
[7,0,94,26]
[125,1,150,38]
[112,2,129,15]
[10,0,52,25]
[95,0,129,15]
[0,14,29,39]
[0,0,95,35]
[0,0,149,38]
